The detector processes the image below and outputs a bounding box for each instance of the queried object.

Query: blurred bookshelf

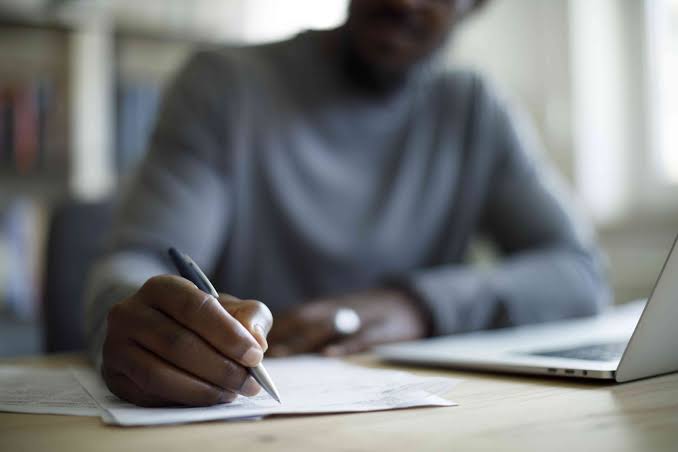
[0,3,212,198]
[0,0,344,355]
[113,33,193,174]
[0,2,205,355]
[0,24,71,202]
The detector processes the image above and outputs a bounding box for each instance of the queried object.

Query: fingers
[219,295,273,352]
[102,274,276,406]
[322,326,383,357]
[138,275,263,367]
[103,339,237,407]
[115,302,260,396]
[322,336,368,356]
[102,368,170,408]
[268,302,338,356]
[266,315,300,354]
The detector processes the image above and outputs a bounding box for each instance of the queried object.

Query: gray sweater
[85,31,610,361]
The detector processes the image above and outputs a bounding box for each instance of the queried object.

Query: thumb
[219,295,273,352]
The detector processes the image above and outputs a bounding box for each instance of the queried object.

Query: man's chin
[361,51,423,82]
[341,30,428,87]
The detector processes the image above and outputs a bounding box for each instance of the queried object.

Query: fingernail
[242,346,263,366]
[241,376,261,396]
[254,324,268,351]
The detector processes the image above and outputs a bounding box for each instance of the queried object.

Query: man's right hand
[101,275,273,407]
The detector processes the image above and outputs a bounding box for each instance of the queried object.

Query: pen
[168,247,281,404]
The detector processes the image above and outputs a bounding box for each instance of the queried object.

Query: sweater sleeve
[83,51,234,366]
[400,78,611,336]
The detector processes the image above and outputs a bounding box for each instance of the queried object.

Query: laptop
[376,235,678,382]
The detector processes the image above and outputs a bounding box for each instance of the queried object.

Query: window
[241,0,347,43]
[646,0,678,185]
[570,0,677,223]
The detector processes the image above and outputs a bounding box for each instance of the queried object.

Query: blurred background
[0,0,676,357]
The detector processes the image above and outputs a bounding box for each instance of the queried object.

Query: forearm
[402,247,610,336]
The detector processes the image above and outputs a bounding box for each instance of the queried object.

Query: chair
[42,199,113,353]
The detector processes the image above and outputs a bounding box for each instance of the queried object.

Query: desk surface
[2,354,678,452]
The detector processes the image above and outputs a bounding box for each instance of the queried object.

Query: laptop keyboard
[528,342,627,361]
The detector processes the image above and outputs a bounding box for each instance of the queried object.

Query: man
[86,0,609,407]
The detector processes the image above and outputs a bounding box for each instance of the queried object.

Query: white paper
[74,357,460,426]
[0,366,99,416]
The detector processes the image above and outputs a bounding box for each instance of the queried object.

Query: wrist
[381,285,433,337]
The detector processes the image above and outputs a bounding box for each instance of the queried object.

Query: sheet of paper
[0,366,99,417]
[74,357,460,426]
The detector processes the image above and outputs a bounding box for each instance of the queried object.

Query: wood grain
[1,353,677,452]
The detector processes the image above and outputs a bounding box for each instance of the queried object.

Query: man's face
[345,0,459,75]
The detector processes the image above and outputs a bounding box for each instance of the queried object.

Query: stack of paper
[0,357,461,426]
[0,367,99,416]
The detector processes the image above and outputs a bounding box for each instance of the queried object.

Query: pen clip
[168,247,215,296]
[185,256,220,298]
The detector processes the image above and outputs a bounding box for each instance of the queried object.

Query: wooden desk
[2,353,678,452]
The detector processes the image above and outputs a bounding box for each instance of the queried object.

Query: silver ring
[333,307,362,336]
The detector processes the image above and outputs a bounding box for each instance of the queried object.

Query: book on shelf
[116,80,161,174]
[0,79,62,177]
[0,198,45,321]
[0,86,13,167]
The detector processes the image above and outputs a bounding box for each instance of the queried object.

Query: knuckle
[140,274,180,297]
[140,275,164,293]
[179,293,213,321]
[253,299,270,315]
[248,300,273,322]
[164,329,197,352]
[106,302,125,325]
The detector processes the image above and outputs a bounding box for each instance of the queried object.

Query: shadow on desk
[363,355,618,390]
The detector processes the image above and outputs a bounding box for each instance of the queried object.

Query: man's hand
[268,288,429,357]
[101,275,273,407]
